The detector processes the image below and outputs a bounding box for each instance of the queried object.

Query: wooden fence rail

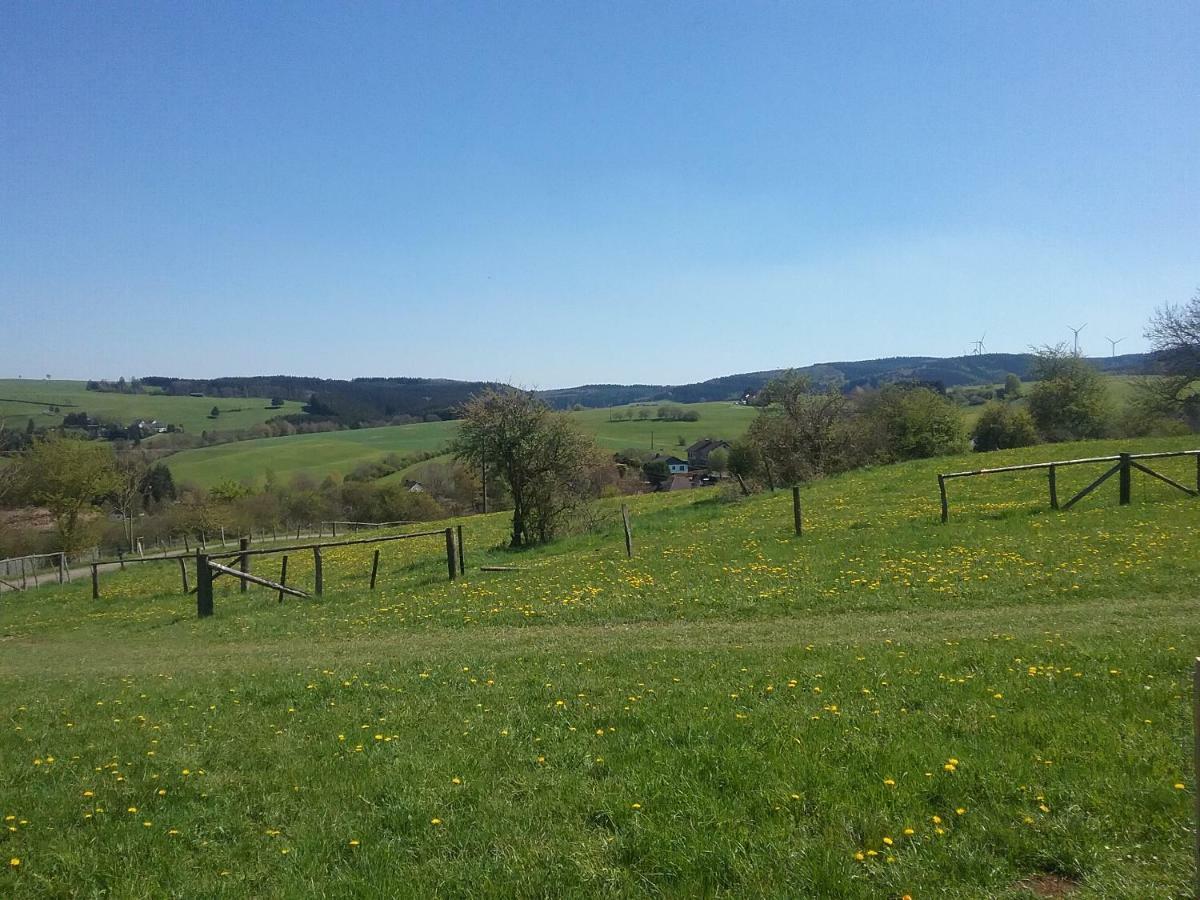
[939,449,1200,522]
[196,527,460,618]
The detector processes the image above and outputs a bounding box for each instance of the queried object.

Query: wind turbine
[1105,336,1125,358]
[1068,323,1087,355]
[971,332,987,356]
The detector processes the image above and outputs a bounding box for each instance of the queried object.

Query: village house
[648,454,689,474]
[686,438,731,469]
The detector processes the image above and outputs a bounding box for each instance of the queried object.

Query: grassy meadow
[3,435,1200,897]
[168,402,755,488]
[0,380,305,435]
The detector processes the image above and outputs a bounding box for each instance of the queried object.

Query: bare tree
[1142,288,1200,424]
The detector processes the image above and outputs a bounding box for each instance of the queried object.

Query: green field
[0,379,305,435]
[168,402,756,488]
[3,435,1199,896]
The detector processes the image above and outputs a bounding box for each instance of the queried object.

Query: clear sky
[2,1,1197,388]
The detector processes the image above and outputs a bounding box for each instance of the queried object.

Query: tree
[858,385,965,461]
[707,447,729,475]
[210,406,220,418]
[746,371,854,484]
[971,403,1038,452]
[270,397,285,408]
[452,389,597,548]
[17,437,118,551]
[140,463,177,507]
[110,451,150,550]
[1142,288,1200,425]
[642,459,669,488]
[1003,373,1023,400]
[1027,345,1109,441]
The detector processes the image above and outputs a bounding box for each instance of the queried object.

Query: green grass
[3,435,1200,896]
[0,379,305,435]
[169,402,755,488]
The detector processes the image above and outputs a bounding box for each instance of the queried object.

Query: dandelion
[8,858,19,869]
[630,803,642,810]
[883,778,895,787]
[431,818,442,826]
[1175,783,1186,790]
[348,839,360,847]
[451,777,462,785]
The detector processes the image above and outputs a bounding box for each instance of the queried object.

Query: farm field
[168,401,756,488]
[3,435,1199,896]
[0,379,305,435]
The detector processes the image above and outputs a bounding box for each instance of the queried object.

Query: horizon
[0,346,1152,393]
[3,3,1197,384]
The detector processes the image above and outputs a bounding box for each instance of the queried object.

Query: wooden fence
[938,449,1200,522]
[194,526,465,618]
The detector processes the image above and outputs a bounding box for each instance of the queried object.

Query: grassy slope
[170,402,756,488]
[0,379,305,434]
[3,435,1200,896]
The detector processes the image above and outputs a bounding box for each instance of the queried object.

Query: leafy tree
[17,437,118,551]
[707,447,729,475]
[642,459,669,488]
[725,441,759,479]
[1027,346,1109,441]
[452,389,597,548]
[270,397,285,408]
[858,385,965,461]
[140,463,176,506]
[210,406,220,418]
[1003,373,1022,399]
[746,371,853,484]
[971,403,1038,452]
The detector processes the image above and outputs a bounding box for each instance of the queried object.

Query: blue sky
[2,1,1196,387]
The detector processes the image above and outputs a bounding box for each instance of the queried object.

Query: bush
[971,403,1039,452]
[859,385,965,461]
[1027,347,1109,441]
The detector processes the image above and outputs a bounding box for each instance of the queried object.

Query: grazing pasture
[2,435,1199,896]
[0,379,304,435]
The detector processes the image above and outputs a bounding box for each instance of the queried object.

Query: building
[648,454,689,474]
[686,438,731,469]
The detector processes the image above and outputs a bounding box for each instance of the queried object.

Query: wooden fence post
[183,533,190,553]
[764,460,776,492]
[196,554,213,618]
[118,549,125,571]
[178,556,189,594]
[278,556,289,603]
[445,528,457,581]
[621,504,633,558]
[1119,453,1132,505]
[369,550,380,590]
[1048,464,1058,510]
[220,526,226,547]
[457,524,465,576]
[938,474,949,523]
[58,552,66,584]
[239,538,250,593]
[91,563,99,599]
[792,485,803,536]
[1194,657,1200,894]
[313,546,323,596]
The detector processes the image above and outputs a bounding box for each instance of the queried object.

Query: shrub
[971,403,1039,452]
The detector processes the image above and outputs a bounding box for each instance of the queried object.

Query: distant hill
[141,376,504,426]
[539,352,1152,408]
[133,352,1152,424]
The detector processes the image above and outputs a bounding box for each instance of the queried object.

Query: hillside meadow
[168,402,756,488]
[3,435,1199,897]
[0,380,305,435]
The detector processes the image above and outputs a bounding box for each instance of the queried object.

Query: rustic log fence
[938,449,1200,522]
[195,527,462,618]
